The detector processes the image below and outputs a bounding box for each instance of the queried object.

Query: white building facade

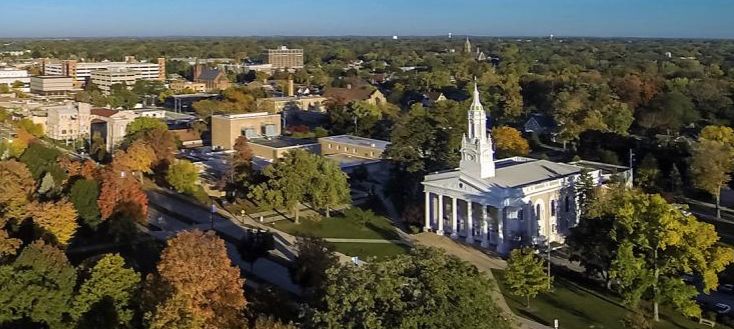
[45,102,92,141]
[422,84,601,254]
[0,68,30,92]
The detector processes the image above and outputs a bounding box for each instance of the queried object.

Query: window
[517,209,524,221]
[565,196,571,212]
[552,224,557,233]
[535,204,541,221]
[551,200,556,216]
[328,143,332,149]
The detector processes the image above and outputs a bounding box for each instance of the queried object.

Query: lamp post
[209,203,217,230]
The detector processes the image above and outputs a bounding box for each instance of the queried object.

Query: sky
[1,0,733,39]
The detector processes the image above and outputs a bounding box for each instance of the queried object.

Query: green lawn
[270,209,400,240]
[493,269,721,329]
[329,242,409,260]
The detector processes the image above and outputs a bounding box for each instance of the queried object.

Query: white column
[481,204,489,248]
[436,195,445,235]
[465,201,474,243]
[450,197,458,239]
[496,207,506,254]
[424,192,431,232]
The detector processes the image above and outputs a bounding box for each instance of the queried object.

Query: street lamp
[209,203,217,230]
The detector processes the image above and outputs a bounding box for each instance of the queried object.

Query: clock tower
[460,82,495,178]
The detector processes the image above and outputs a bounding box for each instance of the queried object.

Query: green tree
[165,160,199,194]
[635,154,660,191]
[309,247,512,329]
[505,247,552,307]
[575,169,596,216]
[70,179,102,229]
[72,253,141,328]
[16,118,44,137]
[567,216,617,289]
[19,142,66,183]
[290,236,338,300]
[599,188,734,321]
[309,156,351,217]
[125,117,167,140]
[249,150,316,223]
[0,241,77,329]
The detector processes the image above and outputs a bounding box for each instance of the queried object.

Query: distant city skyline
[1,0,733,39]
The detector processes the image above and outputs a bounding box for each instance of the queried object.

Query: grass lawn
[270,209,400,240]
[329,242,409,260]
[493,269,722,329]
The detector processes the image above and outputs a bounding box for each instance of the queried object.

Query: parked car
[714,303,731,314]
[720,284,734,294]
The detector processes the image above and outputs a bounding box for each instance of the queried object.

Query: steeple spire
[460,81,495,178]
[471,80,482,109]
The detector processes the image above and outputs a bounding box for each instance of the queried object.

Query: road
[145,189,302,295]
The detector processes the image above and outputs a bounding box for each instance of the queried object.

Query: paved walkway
[414,233,552,329]
[324,238,410,244]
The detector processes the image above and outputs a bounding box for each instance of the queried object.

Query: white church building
[422,84,604,254]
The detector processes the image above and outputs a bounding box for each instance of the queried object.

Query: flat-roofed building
[319,134,390,160]
[266,46,304,69]
[256,95,327,113]
[43,57,165,87]
[44,102,92,141]
[211,112,281,150]
[30,76,75,96]
[91,69,141,94]
[170,80,207,93]
[249,136,320,161]
[0,68,30,92]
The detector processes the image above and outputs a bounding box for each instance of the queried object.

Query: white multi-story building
[91,69,141,94]
[43,57,165,87]
[44,102,92,141]
[0,68,30,92]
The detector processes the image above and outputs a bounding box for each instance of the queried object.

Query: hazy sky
[2,0,733,38]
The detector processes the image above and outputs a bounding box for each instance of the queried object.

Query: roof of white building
[425,157,584,189]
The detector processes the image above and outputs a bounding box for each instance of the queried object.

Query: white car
[714,303,731,314]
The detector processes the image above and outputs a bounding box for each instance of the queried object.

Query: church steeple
[460,82,495,178]
[464,36,472,53]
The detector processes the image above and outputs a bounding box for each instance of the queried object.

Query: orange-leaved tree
[145,230,246,329]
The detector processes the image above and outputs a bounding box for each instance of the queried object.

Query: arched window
[565,196,571,212]
[518,209,524,221]
[535,204,541,221]
[551,200,556,216]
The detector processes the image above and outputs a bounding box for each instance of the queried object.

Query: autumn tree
[252,316,297,329]
[98,168,149,221]
[146,230,246,329]
[0,160,35,221]
[505,247,552,307]
[28,199,79,246]
[70,179,102,229]
[72,253,141,328]
[691,125,734,219]
[0,241,77,329]
[492,126,530,158]
[165,159,199,194]
[228,136,254,187]
[138,127,177,171]
[112,140,156,177]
